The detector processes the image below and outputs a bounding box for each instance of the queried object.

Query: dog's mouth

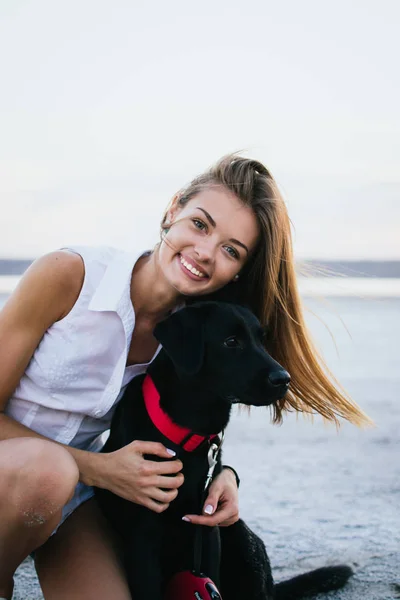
[225,380,290,407]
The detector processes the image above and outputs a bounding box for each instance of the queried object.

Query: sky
[0,0,399,259]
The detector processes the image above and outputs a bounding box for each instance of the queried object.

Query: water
[2,275,400,298]
[2,284,399,599]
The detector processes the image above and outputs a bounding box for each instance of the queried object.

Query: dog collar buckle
[204,431,224,491]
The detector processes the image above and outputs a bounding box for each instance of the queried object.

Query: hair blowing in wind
[157,153,374,429]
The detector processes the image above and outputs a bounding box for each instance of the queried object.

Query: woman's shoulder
[27,245,141,300]
[28,249,84,292]
[60,244,131,268]
[15,246,120,318]
[1,250,86,331]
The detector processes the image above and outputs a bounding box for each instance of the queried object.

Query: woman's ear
[166,193,182,224]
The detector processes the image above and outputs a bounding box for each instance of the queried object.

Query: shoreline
[2,275,400,298]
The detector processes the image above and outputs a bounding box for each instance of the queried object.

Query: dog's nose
[268,369,291,387]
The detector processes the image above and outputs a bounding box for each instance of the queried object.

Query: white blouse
[6,244,163,448]
[5,245,168,527]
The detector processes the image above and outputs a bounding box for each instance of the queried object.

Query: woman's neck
[130,249,183,326]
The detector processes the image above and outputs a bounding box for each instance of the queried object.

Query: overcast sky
[0,0,399,259]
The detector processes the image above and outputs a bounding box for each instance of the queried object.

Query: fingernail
[182,516,191,522]
[204,504,214,515]
[166,448,176,456]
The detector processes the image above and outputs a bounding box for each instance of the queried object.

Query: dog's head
[153,301,290,407]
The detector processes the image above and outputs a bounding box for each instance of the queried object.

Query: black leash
[193,431,224,575]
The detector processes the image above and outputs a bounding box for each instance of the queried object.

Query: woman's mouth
[177,254,209,281]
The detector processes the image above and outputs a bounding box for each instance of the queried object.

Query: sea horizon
[1,258,400,277]
[1,274,400,299]
[1,257,400,299]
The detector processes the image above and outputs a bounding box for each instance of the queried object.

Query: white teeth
[179,255,206,278]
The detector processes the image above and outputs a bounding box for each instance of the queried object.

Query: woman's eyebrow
[196,207,249,254]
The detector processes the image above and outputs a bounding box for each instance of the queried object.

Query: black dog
[96,301,352,599]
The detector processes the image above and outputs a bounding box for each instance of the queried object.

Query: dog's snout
[268,369,291,387]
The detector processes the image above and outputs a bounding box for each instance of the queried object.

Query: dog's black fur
[96,301,353,599]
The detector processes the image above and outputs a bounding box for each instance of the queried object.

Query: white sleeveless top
[5,245,165,451]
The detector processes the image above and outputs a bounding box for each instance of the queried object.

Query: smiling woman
[156,185,259,299]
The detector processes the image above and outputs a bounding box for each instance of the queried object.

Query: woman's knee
[0,438,79,522]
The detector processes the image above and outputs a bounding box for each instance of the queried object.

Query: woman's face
[157,186,260,297]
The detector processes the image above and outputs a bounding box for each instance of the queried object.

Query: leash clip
[204,431,225,491]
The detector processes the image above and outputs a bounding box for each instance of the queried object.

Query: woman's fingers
[104,441,184,510]
[132,440,179,461]
[155,458,184,475]
[147,486,179,504]
[153,472,184,489]
[135,458,183,483]
[138,487,178,513]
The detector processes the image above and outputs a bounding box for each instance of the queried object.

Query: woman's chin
[169,276,216,298]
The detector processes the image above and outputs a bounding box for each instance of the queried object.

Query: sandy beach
[10,295,400,599]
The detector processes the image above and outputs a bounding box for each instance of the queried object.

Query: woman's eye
[224,246,239,259]
[192,219,238,258]
[223,336,241,348]
[192,218,207,231]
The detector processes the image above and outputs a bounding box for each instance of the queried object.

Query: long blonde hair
[160,153,374,428]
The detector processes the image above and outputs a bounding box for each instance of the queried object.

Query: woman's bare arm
[0,251,184,509]
[0,250,105,485]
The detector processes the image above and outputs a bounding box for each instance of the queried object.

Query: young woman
[0,154,372,599]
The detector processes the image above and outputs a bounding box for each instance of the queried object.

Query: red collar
[143,374,218,452]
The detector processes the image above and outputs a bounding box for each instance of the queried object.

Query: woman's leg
[35,497,131,599]
[0,437,79,600]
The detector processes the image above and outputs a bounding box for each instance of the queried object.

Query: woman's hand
[182,467,239,527]
[100,440,184,513]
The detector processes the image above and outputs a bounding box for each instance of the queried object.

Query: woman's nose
[194,242,214,262]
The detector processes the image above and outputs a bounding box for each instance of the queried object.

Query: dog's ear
[153,305,208,376]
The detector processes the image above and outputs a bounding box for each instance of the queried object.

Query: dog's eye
[223,336,241,348]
